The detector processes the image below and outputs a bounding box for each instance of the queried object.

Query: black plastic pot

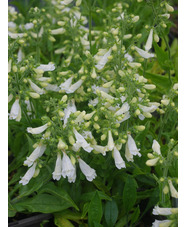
[8,214,53,227]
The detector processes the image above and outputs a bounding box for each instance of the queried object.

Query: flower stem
[88,7,92,54]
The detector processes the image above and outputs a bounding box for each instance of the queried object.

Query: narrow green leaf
[104,199,118,227]
[130,206,140,224]
[55,216,75,227]
[123,176,137,214]
[88,191,103,227]
[81,202,90,219]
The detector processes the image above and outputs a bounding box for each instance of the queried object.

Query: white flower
[28,79,45,95]
[138,104,158,113]
[17,48,24,62]
[45,83,60,92]
[24,22,34,30]
[113,146,126,169]
[107,130,115,151]
[78,158,97,181]
[125,134,141,162]
[114,102,130,116]
[19,162,37,185]
[128,62,141,68]
[9,99,21,122]
[152,140,161,155]
[63,99,77,127]
[61,152,76,183]
[73,128,93,153]
[95,49,111,70]
[8,21,16,29]
[152,206,174,216]
[146,157,160,166]
[124,53,134,62]
[52,153,62,181]
[144,84,156,90]
[24,144,46,167]
[8,31,24,39]
[135,46,154,59]
[152,219,173,227]
[145,29,153,51]
[27,123,48,134]
[92,144,108,156]
[100,91,115,100]
[61,0,73,5]
[168,180,178,198]
[117,111,131,123]
[36,63,55,72]
[51,28,66,35]
[60,77,83,94]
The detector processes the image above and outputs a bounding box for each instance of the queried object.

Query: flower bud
[163,185,169,194]
[103,81,114,88]
[58,110,65,118]
[12,65,17,72]
[154,33,159,42]
[123,34,132,39]
[144,84,156,90]
[101,134,107,141]
[91,68,97,79]
[57,139,66,150]
[146,157,160,166]
[135,109,141,115]
[118,87,125,92]
[143,112,152,118]
[165,3,174,12]
[61,95,68,102]
[132,16,139,23]
[93,123,100,130]
[69,135,75,145]
[29,92,40,99]
[136,125,145,131]
[84,111,96,120]
[147,153,154,159]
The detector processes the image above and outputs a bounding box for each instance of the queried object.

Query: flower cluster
[8,0,175,186]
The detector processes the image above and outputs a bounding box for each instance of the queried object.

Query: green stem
[88,7,92,54]
[143,59,147,77]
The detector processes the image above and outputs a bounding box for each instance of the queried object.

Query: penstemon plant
[8,0,178,226]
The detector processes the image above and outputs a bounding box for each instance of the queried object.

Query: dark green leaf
[130,206,140,224]
[38,182,79,211]
[123,176,137,214]
[104,199,118,227]
[88,191,103,227]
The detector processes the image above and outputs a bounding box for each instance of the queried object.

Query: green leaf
[104,199,118,227]
[123,176,137,214]
[55,216,75,227]
[8,201,17,217]
[93,222,103,227]
[38,182,79,211]
[88,191,103,227]
[130,206,140,224]
[153,42,171,70]
[81,191,111,202]
[81,202,90,219]
[14,193,75,213]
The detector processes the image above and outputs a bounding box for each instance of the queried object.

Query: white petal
[24,144,46,167]
[145,29,153,51]
[78,158,97,181]
[107,130,115,151]
[67,79,83,93]
[113,147,126,169]
[146,157,160,166]
[127,134,141,156]
[63,100,77,126]
[152,140,161,155]
[28,79,45,95]
[168,180,178,198]
[114,102,130,116]
[62,152,76,179]
[19,162,37,185]
[8,31,24,39]
[152,219,172,227]
[45,83,60,92]
[135,46,154,59]
[36,63,55,71]
[92,144,108,156]
[152,206,172,216]
[138,104,157,113]
[52,153,62,180]
[95,49,111,70]
[27,123,48,134]
[9,99,21,121]
[60,77,73,91]
[51,28,66,35]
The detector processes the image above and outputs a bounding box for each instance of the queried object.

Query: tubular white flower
[27,123,48,134]
[146,157,160,166]
[28,79,45,95]
[126,134,141,156]
[60,77,73,91]
[51,28,66,35]
[19,162,37,185]
[168,180,178,198]
[73,128,93,153]
[24,22,34,30]
[135,46,154,59]
[61,152,76,182]
[107,130,115,151]
[8,59,12,73]
[9,99,21,122]
[152,219,173,227]
[52,153,62,181]
[63,99,77,127]
[114,102,130,116]
[78,158,97,181]
[113,146,126,169]
[100,90,115,100]
[92,144,108,156]
[138,104,158,113]
[24,144,46,167]
[36,63,55,72]
[61,0,73,5]
[95,48,111,70]
[152,140,161,155]
[144,84,156,90]
[45,83,60,92]
[128,62,141,68]
[117,111,131,123]
[152,206,173,216]
[8,31,24,39]
[17,48,24,62]
[67,79,83,94]
[145,29,153,51]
